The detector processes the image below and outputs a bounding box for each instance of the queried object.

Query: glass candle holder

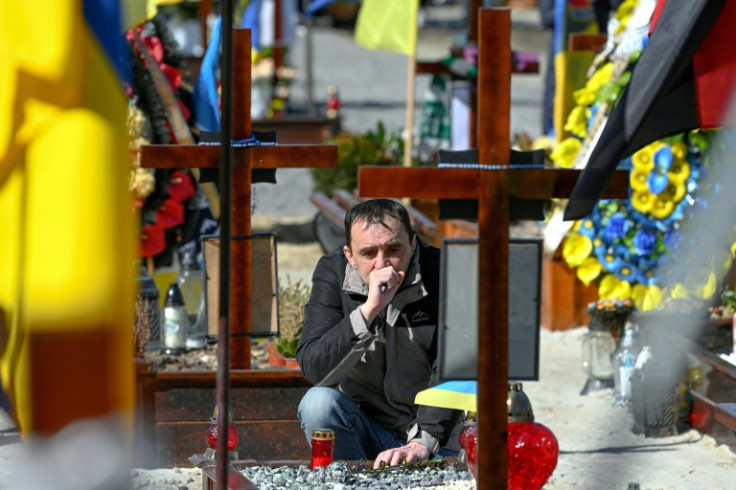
[310,429,335,470]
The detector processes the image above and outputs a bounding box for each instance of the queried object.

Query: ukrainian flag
[0,0,136,440]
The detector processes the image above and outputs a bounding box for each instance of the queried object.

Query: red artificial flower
[141,224,166,258]
[160,63,182,91]
[155,198,184,229]
[168,170,196,202]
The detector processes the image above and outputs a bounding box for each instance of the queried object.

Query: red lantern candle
[310,429,335,470]
[458,422,478,479]
[507,421,559,490]
[206,421,239,451]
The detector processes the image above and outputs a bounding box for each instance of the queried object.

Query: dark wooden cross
[141,29,336,370]
[358,9,629,489]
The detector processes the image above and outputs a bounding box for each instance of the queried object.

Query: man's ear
[343,245,355,268]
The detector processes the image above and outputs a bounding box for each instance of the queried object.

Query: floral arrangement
[546,0,736,311]
[126,14,198,262]
[587,298,635,329]
[251,49,298,118]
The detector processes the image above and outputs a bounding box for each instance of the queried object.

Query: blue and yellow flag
[355,0,418,56]
[0,0,135,436]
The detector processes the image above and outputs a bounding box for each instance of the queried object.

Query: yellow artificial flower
[631,283,662,311]
[562,233,593,268]
[631,145,655,170]
[650,196,675,219]
[573,86,596,106]
[667,158,690,182]
[668,283,689,299]
[550,137,581,168]
[631,189,654,214]
[573,63,615,106]
[577,256,603,286]
[671,140,688,159]
[663,180,686,203]
[564,105,591,138]
[598,274,631,299]
[689,270,717,300]
[630,167,650,191]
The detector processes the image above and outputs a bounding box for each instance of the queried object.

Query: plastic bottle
[177,250,206,349]
[612,322,641,407]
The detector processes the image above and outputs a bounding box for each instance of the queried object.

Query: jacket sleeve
[296,255,375,386]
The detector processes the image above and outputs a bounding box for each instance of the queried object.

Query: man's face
[343,216,416,286]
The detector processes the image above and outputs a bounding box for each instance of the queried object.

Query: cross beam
[141,29,336,369]
[358,9,628,489]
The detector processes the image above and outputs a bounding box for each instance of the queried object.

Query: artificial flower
[563,233,593,267]
[599,274,631,299]
[632,229,657,255]
[667,158,690,182]
[631,283,662,311]
[650,196,675,219]
[574,62,614,106]
[577,257,603,286]
[631,144,654,170]
[630,167,650,191]
[602,212,630,242]
[631,189,654,214]
[564,105,591,138]
[549,137,581,168]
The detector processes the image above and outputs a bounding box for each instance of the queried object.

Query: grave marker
[358,8,629,488]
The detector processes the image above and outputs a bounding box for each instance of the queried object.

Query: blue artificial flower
[647,172,669,195]
[654,146,673,171]
[637,266,659,286]
[614,260,638,282]
[612,242,633,263]
[633,229,658,255]
[601,253,622,273]
[578,218,596,238]
[603,212,630,242]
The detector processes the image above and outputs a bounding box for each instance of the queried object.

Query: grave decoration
[547,0,736,311]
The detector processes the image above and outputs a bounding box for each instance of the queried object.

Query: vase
[267,341,286,367]
[283,357,300,370]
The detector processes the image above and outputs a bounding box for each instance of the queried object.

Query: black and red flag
[564,0,736,221]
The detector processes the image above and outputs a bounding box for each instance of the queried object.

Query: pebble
[238,461,475,490]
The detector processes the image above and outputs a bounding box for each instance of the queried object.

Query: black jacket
[296,240,463,454]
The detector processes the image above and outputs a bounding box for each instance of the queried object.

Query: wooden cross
[358,9,629,489]
[141,29,336,370]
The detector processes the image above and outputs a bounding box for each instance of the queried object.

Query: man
[296,199,463,468]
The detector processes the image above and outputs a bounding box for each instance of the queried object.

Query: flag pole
[403,4,419,168]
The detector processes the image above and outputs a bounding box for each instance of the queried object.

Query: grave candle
[310,429,335,470]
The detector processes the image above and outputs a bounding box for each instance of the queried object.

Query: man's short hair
[344,199,413,247]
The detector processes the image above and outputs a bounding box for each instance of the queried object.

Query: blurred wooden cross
[141,29,336,369]
[358,8,628,489]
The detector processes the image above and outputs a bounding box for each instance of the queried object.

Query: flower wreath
[546,0,735,311]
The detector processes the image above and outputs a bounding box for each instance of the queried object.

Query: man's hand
[372,441,430,469]
[359,265,405,324]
